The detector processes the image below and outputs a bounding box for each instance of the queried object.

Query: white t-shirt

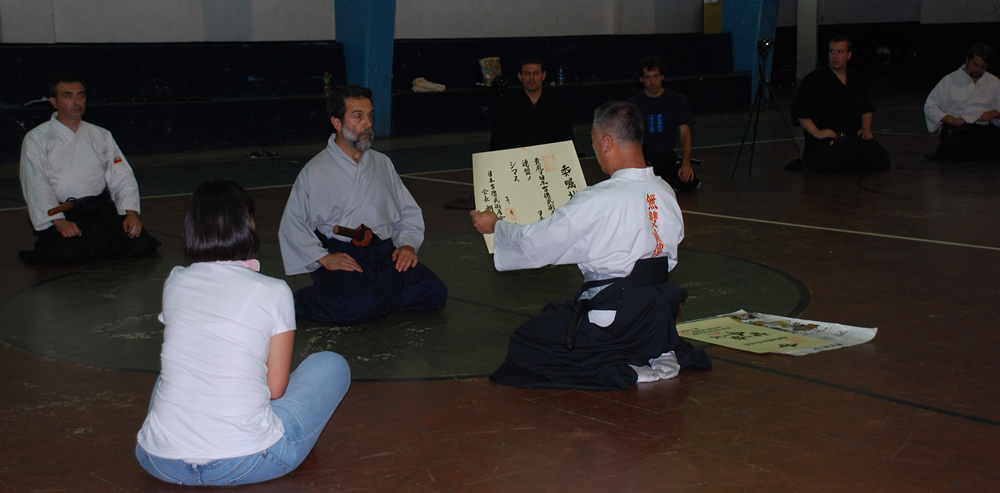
[137,262,295,461]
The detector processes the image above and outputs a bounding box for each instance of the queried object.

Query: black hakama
[294,232,448,325]
[491,257,711,390]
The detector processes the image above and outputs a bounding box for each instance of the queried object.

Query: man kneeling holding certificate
[470,101,711,390]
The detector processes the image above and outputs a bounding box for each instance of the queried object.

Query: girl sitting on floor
[136,179,350,486]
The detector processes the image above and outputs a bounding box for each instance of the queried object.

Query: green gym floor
[1,86,999,491]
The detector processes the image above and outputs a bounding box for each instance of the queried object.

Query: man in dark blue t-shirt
[629,56,700,192]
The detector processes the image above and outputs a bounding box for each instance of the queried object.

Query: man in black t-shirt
[629,56,700,192]
[490,57,574,151]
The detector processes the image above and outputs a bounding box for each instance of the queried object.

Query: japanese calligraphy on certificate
[472,140,586,253]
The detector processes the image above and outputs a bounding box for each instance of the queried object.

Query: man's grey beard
[343,126,375,153]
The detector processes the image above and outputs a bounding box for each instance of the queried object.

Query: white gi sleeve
[99,130,142,215]
[923,78,949,133]
[19,130,63,231]
[492,198,594,271]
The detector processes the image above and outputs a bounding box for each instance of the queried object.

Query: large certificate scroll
[472,140,587,253]
[677,310,878,355]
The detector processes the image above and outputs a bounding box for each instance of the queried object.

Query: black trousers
[645,150,701,192]
[294,232,448,325]
[802,134,891,172]
[932,124,1000,161]
[490,257,711,390]
[21,190,160,265]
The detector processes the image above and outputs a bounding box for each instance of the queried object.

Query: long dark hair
[182,180,260,262]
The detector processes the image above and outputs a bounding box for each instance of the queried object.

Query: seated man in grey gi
[279,85,447,325]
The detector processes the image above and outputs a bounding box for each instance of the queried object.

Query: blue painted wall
[335,0,396,136]
[724,0,780,105]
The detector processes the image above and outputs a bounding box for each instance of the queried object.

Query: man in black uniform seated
[489,57,574,151]
[790,35,890,172]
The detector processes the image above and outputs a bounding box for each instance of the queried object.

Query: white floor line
[0,177,466,213]
[366,174,1000,252]
[668,131,930,151]
[8,143,990,253]
[692,137,797,150]
[874,130,933,137]
[685,210,1000,251]
[400,174,474,186]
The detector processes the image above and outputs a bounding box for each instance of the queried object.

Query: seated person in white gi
[924,43,1000,161]
[470,101,711,390]
[19,73,160,265]
[279,85,448,325]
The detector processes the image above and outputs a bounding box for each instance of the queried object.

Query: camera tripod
[731,38,803,178]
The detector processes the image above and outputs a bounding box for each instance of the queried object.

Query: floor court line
[685,210,1000,251]
[6,166,995,253]
[0,175,470,213]
[716,356,1000,428]
[402,173,1000,252]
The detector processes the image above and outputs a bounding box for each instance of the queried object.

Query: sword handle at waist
[47,199,76,216]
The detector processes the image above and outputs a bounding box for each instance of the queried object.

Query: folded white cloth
[630,351,680,383]
[411,77,446,93]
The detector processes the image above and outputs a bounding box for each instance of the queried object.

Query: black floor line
[715,356,1000,428]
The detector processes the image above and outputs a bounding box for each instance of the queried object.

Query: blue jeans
[136,351,350,486]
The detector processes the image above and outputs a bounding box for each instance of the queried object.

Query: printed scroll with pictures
[677,310,878,355]
[472,140,587,253]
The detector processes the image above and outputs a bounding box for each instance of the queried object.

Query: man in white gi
[279,85,447,325]
[470,100,711,390]
[19,73,160,265]
[924,43,1000,162]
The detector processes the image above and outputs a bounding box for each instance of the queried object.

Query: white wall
[1,0,55,43]
[56,0,208,42]
[920,0,1000,23]
[0,0,335,43]
[0,0,702,44]
[393,0,702,39]
[251,0,335,41]
[779,0,922,27]
[1,0,995,44]
[817,0,921,24]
